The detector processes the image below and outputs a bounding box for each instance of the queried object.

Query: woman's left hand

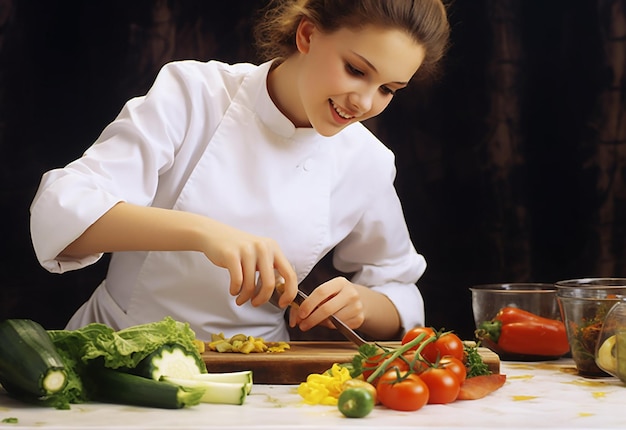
[289,276,365,331]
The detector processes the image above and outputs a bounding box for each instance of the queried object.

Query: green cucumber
[161,376,248,405]
[0,319,68,398]
[132,343,207,380]
[90,367,205,409]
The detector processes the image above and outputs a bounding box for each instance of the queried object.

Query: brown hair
[254,0,450,81]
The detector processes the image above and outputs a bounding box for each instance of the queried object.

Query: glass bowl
[470,283,567,361]
[556,278,626,376]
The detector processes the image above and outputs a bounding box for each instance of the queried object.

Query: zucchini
[132,343,206,380]
[161,376,248,405]
[193,370,253,394]
[89,367,205,409]
[0,319,67,398]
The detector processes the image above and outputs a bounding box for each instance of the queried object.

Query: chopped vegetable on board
[207,332,290,353]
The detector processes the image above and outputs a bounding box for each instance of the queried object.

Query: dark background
[1,0,625,341]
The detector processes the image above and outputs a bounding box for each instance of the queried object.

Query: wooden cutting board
[202,341,500,384]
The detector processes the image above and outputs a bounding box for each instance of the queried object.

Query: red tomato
[376,370,429,412]
[401,327,436,356]
[361,353,384,381]
[401,351,428,374]
[439,356,467,383]
[422,332,465,363]
[418,367,461,404]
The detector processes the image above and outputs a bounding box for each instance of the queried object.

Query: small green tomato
[342,378,378,404]
[338,387,375,419]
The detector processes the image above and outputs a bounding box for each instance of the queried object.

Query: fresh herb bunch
[350,343,386,378]
[464,343,491,378]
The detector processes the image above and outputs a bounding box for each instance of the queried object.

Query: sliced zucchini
[90,367,205,409]
[0,319,68,398]
[133,343,207,380]
[161,376,248,405]
[192,370,253,394]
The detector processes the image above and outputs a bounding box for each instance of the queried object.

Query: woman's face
[294,20,425,137]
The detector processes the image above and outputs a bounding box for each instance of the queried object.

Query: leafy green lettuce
[45,317,204,409]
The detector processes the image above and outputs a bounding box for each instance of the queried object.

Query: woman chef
[29,0,450,341]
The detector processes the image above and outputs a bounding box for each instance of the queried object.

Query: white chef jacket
[30,59,427,341]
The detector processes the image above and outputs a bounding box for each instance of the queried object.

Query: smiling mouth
[330,99,355,120]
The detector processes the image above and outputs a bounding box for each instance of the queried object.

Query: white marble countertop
[1,358,624,429]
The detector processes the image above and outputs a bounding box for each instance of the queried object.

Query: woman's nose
[347,88,375,114]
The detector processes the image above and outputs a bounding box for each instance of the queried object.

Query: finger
[292,304,328,331]
[250,260,276,307]
[321,293,365,330]
[320,319,336,330]
[288,306,299,328]
[274,260,298,307]
[296,285,336,319]
[296,282,356,330]
[298,314,333,331]
[296,304,330,331]
[235,256,258,306]
[227,261,244,297]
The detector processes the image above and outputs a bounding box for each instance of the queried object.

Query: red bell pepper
[476,307,570,356]
[457,374,507,400]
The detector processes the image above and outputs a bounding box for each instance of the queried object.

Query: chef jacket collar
[250,60,322,141]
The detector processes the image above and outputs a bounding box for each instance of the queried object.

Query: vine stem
[365,333,436,384]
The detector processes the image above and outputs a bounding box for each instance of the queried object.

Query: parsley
[464,342,491,378]
[350,343,382,378]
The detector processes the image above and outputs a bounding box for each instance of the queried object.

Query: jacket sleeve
[332,152,427,334]
[29,61,207,273]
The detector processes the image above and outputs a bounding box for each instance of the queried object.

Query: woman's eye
[380,86,396,96]
[345,63,364,76]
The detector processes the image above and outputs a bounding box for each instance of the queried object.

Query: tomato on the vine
[361,353,384,381]
[424,332,465,363]
[401,327,436,355]
[402,328,465,364]
[401,351,428,374]
[376,370,429,411]
[439,355,467,383]
[418,367,461,404]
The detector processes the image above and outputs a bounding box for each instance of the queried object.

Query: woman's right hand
[197,218,298,308]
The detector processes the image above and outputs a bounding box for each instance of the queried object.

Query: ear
[295,18,315,54]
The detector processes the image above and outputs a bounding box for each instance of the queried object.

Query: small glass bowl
[556,278,626,376]
[470,283,565,361]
